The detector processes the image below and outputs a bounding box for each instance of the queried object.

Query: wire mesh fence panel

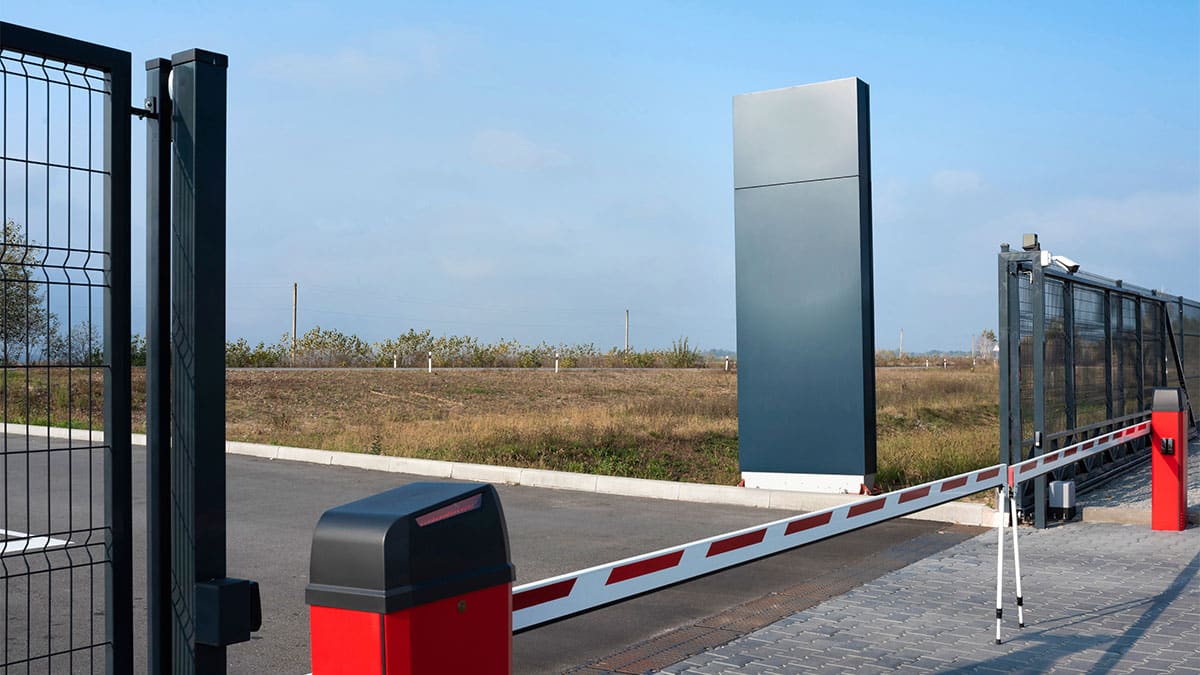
[1142,301,1165,403]
[1,24,131,674]
[1183,302,1200,404]
[1044,279,1068,435]
[1073,287,1107,428]
[1112,296,1140,418]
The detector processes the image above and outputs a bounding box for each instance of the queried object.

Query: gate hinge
[132,97,158,120]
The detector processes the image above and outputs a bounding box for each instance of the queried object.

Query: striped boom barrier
[512,463,1006,632]
[1006,420,1151,488]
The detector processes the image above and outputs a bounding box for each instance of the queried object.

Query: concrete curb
[5,422,1000,527]
[1081,505,1200,526]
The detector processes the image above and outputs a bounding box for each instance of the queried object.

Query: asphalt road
[2,434,981,673]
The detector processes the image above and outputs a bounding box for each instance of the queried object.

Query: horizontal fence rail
[512,463,1006,632]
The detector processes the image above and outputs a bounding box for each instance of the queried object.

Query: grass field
[2,366,1000,492]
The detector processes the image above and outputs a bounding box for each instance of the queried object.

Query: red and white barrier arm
[512,463,1006,632]
[1006,420,1150,487]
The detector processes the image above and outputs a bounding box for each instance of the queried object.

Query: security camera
[1051,255,1080,273]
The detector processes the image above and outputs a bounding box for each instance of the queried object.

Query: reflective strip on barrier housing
[1006,421,1150,488]
[511,463,1006,632]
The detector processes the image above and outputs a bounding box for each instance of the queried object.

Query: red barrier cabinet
[307,483,514,674]
[1151,389,1189,532]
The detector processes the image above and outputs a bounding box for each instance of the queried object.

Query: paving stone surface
[1077,442,1200,510]
[661,522,1200,674]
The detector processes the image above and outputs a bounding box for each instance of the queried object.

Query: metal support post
[145,57,173,675]
[1063,282,1076,431]
[1103,291,1114,420]
[104,43,135,675]
[1136,297,1145,411]
[171,48,232,674]
[1031,263,1048,528]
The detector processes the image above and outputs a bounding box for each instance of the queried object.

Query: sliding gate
[998,235,1198,527]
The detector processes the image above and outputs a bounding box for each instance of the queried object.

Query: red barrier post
[1151,389,1188,531]
[307,483,513,674]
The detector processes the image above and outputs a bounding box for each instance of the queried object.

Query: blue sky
[7,1,1199,352]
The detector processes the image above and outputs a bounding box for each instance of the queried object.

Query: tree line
[1,219,103,366]
[211,328,711,369]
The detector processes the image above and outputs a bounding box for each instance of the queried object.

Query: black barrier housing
[307,482,514,613]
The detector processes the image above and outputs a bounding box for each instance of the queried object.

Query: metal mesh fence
[1,46,112,674]
[1112,296,1140,418]
[1043,279,1067,434]
[1072,287,1107,427]
[1184,303,1200,406]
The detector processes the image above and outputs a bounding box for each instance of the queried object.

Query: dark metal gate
[0,23,133,673]
[998,234,1198,527]
[2,22,253,674]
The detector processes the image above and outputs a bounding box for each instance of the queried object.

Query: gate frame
[0,21,134,673]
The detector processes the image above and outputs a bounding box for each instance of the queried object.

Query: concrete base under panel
[741,471,874,495]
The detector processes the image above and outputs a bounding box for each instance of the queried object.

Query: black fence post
[104,44,135,675]
[1103,290,1114,420]
[1030,259,1048,529]
[145,56,173,675]
[170,48,229,674]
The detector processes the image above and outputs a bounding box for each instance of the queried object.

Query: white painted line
[1,529,74,555]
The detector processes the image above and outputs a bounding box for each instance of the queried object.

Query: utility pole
[291,282,297,366]
[625,309,629,352]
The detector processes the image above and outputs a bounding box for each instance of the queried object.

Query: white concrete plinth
[742,471,875,495]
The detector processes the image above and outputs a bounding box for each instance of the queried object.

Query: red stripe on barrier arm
[785,512,832,535]
[1064,448,1077,457]
[847,498,886,518]
[940,477,968,492]
[1081,440,1094,450]
[606,551,684,584]
[513,579,576,611]
[706,529,766,557]
[975,468,1001,482]
[898,486,931,503]
[1040,453,1060,466]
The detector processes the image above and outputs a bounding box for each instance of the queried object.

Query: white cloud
[471,130,570,171]
[253,29,445,86]
[931,169,983,194]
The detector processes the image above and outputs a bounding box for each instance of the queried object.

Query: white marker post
[393,353,397,369]
[427,351,433,373]
[1009,483,1025,628]
[724,356,730,372]
[994,485,1006,644]
[555,352,560,374]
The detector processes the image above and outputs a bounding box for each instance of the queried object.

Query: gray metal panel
[733,79,866,189]
[734,177,873,475]
[1153,388,1183,412]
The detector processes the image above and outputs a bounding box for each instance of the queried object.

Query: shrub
[665,337,704,368]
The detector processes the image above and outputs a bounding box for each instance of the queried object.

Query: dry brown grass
[3,366,1000,490]
[224,368,741,483]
